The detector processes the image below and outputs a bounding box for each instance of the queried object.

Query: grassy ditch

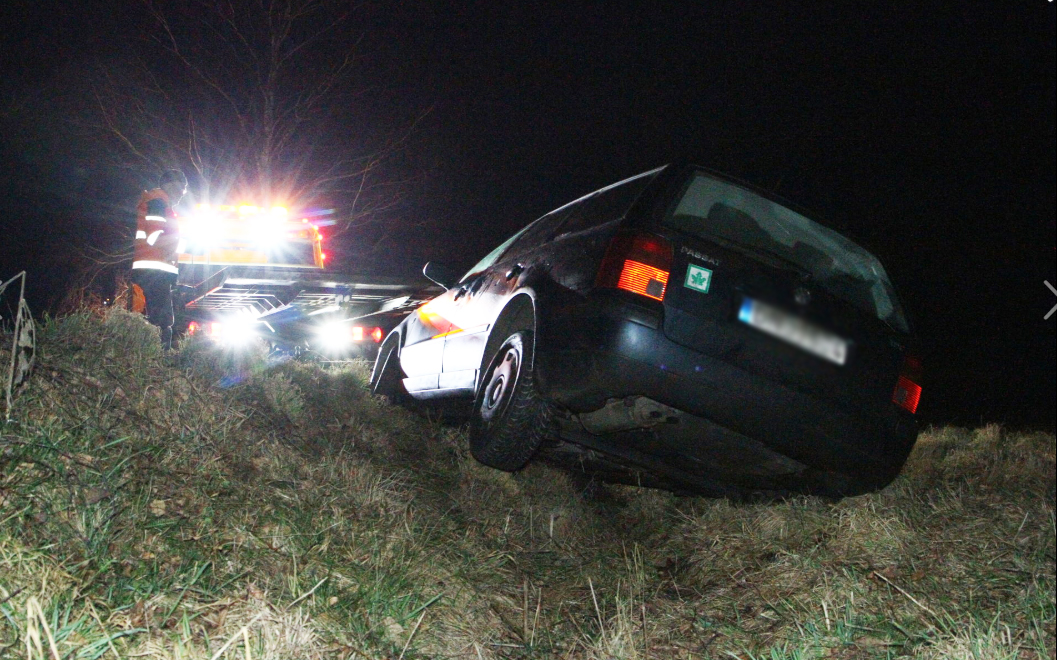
[1,308,1054,659]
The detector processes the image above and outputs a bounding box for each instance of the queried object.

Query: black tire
[371,338,410,404]
[469,330,552,471]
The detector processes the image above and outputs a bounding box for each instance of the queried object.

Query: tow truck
[175,203,434,357]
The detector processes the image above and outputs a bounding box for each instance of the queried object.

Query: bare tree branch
[59,0,425,276]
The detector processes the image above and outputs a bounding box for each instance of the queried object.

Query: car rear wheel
[470,331,552,471]
[371,338,410,404]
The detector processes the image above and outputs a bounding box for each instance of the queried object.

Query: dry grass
[0,307,1053,659]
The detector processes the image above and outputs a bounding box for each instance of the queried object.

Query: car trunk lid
[659,230,907,417]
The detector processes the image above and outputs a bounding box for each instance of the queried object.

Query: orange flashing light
[617,260,669,301]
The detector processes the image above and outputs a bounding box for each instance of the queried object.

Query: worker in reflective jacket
[132,169,187,350]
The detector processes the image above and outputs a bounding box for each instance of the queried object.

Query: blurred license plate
[739,298,848,365]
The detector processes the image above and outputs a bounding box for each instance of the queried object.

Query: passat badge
[684,264,713,293]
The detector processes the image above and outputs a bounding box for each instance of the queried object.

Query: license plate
[738,298,848,365]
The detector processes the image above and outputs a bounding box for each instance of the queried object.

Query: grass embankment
[0,308,1054,659]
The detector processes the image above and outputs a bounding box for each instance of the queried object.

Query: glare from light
[211,313,260,347]
[255,219,290,249]
[317,321,351,351]
[181,218,219,250]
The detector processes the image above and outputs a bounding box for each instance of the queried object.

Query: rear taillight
[892,355,923,414]
[596,233,674,301]
[187,321,200,336]
[351,326,384,343]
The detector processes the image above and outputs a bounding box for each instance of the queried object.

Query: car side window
[553,172,656,238]
[502,207,572,261]
[463,169,658,277]
[459,222,535,282]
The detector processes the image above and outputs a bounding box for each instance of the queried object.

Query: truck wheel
[469,331,551,471]
[371,339,410,404]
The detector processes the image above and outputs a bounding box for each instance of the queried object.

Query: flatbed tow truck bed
[181,264,429,317]
[177,264,438,356]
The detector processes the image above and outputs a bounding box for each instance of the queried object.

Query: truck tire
[371,338,410,405]
[469,330,551,471]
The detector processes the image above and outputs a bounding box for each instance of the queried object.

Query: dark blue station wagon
[371,163,922,497]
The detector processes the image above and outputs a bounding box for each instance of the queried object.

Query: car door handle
[505,263,524,280]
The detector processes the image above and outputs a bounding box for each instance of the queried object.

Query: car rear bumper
[536,297,918,495]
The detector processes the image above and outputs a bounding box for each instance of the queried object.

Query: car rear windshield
[665,172,909,333]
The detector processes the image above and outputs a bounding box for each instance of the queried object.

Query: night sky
[1,1,1054,430]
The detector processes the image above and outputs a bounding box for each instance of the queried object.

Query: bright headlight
[182,220,217,246]
[317,321,350,350]
[210,315,259,347]
[255,220,290,249]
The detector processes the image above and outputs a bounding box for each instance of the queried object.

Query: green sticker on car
[684,264,713,293]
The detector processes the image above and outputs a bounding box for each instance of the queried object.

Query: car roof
[542,164,670,219]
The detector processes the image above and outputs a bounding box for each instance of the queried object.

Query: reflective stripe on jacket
[133,188,180,272]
